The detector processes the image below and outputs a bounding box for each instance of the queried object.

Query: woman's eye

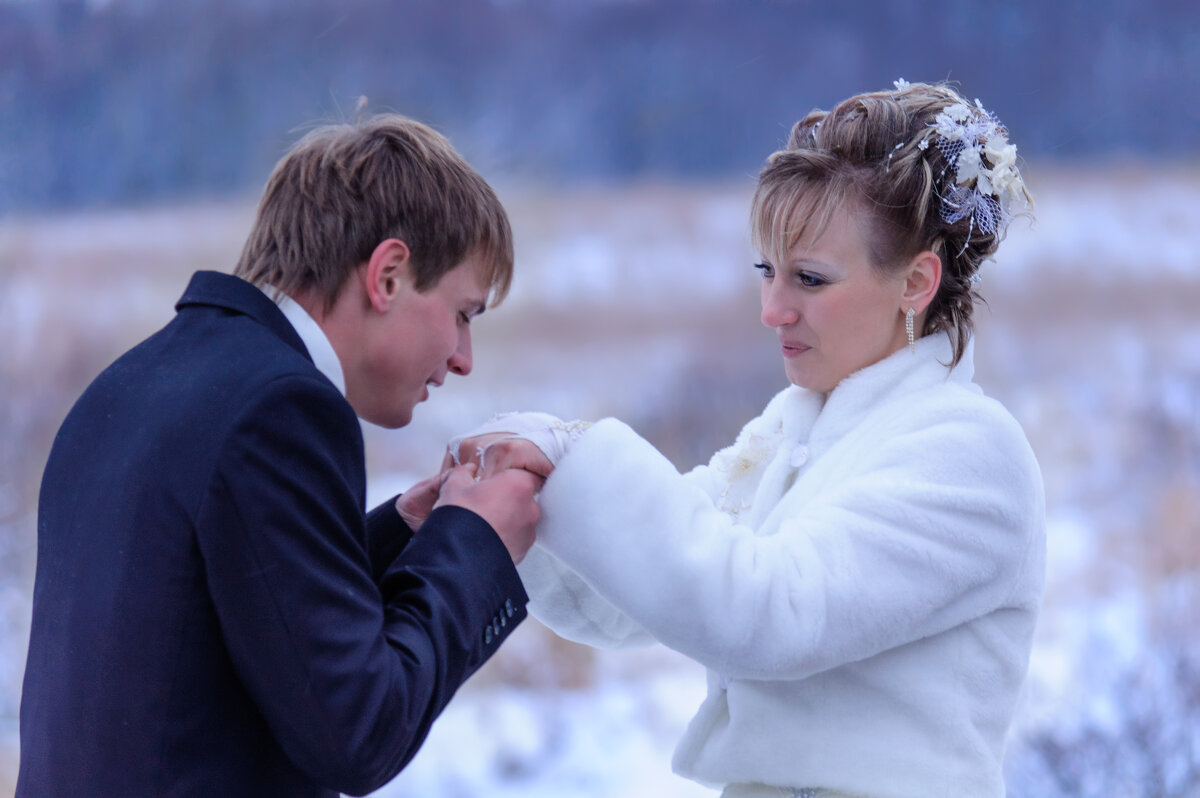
[458,312,471,326]
[754,262,774,278]
[798,272,826,288]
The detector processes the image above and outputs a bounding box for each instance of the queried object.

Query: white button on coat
[789,444,809,468]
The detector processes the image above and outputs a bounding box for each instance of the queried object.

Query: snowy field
[1,166,1198,797]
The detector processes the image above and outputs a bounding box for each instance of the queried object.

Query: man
[18,115,543,797]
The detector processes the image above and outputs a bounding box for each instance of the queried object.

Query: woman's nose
[761,282,799,328]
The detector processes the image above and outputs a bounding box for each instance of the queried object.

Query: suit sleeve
[195,375,527,796]
[364,497,413,583]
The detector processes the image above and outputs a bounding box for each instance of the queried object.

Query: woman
[453,81,1044,797]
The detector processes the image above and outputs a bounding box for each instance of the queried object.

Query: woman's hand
[454,433,555,481]
[395,434,554,532]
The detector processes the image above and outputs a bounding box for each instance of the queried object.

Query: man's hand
[395,451,455,529]
[435,463,543,564]
[454,434,554,481]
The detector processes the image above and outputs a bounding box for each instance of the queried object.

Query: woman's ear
[901,250,942,314]
[363,238,412,313]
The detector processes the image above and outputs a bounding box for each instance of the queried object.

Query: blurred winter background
[2,0,1199,795]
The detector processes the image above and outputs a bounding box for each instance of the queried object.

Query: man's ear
[363,238,413,313]
[901,250,942,314]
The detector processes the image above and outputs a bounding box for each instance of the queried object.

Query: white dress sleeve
[516,545,655,648]
[532,411,1043,681]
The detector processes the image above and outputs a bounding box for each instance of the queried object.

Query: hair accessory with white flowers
[924,98,1027,249]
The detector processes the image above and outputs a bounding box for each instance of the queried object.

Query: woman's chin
[784,363,827,393]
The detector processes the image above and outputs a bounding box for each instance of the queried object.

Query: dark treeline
[1,0,1197,212]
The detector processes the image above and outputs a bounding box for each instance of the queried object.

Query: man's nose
[449,329,473,376]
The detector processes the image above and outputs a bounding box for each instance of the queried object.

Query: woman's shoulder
[919,378,1028,439]
[879,378,1042,487]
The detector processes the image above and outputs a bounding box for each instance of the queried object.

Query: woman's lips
[780,341,811,358]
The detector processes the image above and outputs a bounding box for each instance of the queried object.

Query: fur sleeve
[533,404,1043,680]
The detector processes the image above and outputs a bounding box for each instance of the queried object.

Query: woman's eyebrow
[789,257,836,270]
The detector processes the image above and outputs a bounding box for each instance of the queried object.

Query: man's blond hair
[235,114,512,309]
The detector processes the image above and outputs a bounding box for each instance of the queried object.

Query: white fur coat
[518,333,1045,797]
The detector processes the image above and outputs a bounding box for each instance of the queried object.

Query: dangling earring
[905,307,916,352]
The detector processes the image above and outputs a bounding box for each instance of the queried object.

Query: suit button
[499,612,507,628]
[492,619,502,637]
[484,626,494,645]
[504,599,515,617]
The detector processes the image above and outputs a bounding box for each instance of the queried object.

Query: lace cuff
[447,411,593,469]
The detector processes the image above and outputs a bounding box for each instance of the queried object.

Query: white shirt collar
[259,285,347,397]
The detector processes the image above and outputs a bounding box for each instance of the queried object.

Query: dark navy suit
[18,271,527,797]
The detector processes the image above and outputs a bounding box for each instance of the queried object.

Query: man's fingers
[435,464,478,504]
[396,467,455,529]
[429,461,542,563]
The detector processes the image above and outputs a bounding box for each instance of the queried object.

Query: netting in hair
[925,99,1027,252]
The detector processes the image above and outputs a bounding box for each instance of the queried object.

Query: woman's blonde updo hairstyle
[751,81,1031,367]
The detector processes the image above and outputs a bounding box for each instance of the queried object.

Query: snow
[373,677,713,798]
